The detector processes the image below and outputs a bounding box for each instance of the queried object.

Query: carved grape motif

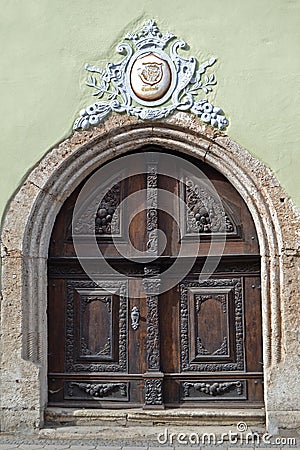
[186,178,234,233]
[183,381,243,397]
[70,382,127,398]
[95,183,120,234]
[95,205,114,233]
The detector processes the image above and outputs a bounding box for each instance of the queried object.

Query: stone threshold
[40,410,267,446]
[45,407,265,428]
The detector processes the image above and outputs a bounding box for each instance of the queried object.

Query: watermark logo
[72,152,227,297]
[157,422,297,446]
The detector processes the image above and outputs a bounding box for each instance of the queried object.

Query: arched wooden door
[48,148,263,408]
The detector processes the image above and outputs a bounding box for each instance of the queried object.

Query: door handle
[131,306,140,330]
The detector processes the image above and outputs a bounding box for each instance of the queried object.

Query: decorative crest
[74,20,228,131]
[125,19,175,50]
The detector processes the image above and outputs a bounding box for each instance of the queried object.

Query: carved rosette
[144,379,163,406]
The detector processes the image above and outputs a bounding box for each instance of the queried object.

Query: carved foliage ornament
[183,381,243,397]
[74,20,228,130]
[69,382,127,398]
[144,379,163,405]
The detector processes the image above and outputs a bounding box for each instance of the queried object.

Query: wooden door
[48,149,263,408]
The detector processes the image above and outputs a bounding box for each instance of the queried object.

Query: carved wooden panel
[146,161,158,254]
[144,379,163,406]
[48,257,261,278]
[71,177,123,238]
[180,278,245,372]
[143,272,161,372]
[79,291,115,360]
[192,291,230,359]
[66,280,128,372]
[65,381,129,401]
[181,175,241,238]
[181,379,247,401]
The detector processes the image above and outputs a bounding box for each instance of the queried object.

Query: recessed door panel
[65,280,128,373]
[180,278,245,372]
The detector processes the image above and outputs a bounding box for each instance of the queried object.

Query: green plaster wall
[1,0,299,223]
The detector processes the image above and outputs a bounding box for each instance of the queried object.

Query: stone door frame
[1,114,299,432]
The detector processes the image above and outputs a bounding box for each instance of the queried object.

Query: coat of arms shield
[130,52,172,102]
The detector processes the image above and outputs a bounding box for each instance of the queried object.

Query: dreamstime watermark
[72,151,228,296]
[157,421,297,446]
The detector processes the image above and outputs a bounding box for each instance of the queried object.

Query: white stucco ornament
[74,20,228,131]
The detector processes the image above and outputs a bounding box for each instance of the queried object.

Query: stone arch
[1,113,299,432]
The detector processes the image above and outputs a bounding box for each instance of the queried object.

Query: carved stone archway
[0,113,299,432]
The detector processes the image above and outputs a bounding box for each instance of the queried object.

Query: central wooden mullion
[143,274,164,409]
[142,155,164,409]
[145,156,158,255]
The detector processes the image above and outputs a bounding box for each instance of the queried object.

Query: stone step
[39,423,267,446]
[45,407,265,428]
